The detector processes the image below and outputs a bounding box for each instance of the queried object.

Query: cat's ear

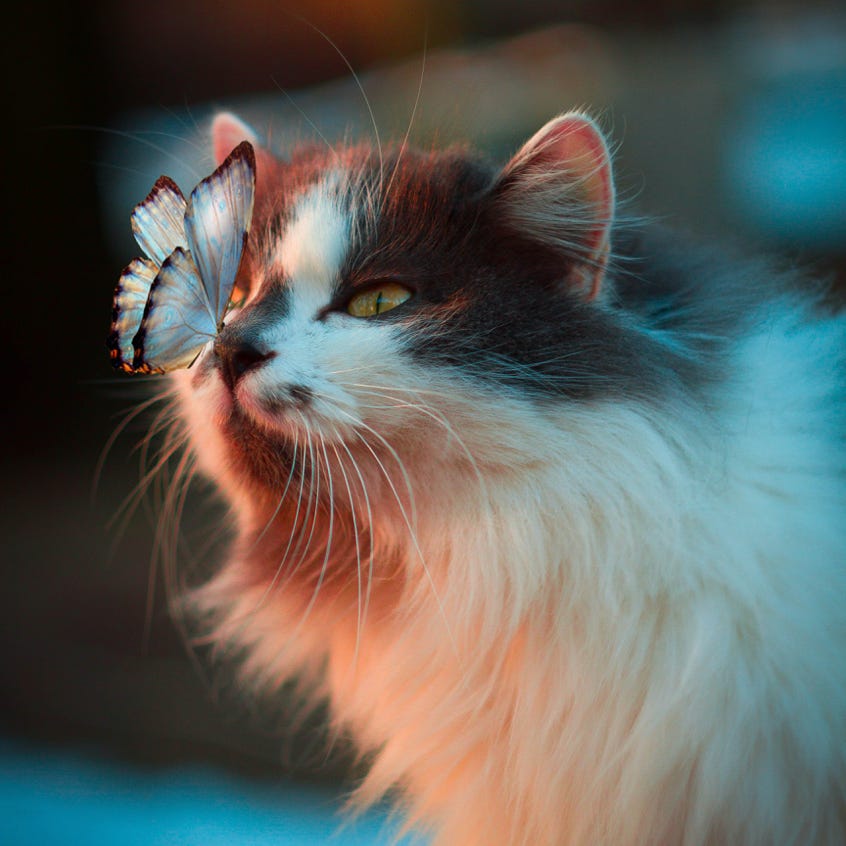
[211,111,282,220]
[212,112,260,163]
[494,112,615,300]
[211,112,278,178]
[210,112,277,290]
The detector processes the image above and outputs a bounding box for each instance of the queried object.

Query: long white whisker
[106,425,189,553]
[292,16,384,193]
[283,414,322,587]
[345,380,459,401]
[352,386,489,501]
[334,407,458,657]
[135,401,187,532]
[52,124,204,181]
[159,102,203,139]
[158,451,211,686]
[270,78,343,170]
[351,384,498,593]
[330,428,375,668]
[294,431,336,634]
[246,427,301,557]
[228,440,308,641]
[153,447,196,644]
[328,437,361,635]
[383,23,428,202]
[141,422,193,651]
[92,391,171,505]
[336,410,419,530]
[246,434,305,619]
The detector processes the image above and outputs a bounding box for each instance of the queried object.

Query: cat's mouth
[192,345,298,429]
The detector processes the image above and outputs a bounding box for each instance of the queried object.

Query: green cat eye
[347,283,412,318]
[226,286,248,312]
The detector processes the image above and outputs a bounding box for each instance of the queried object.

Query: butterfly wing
[109,142,255,375]
[183,141,256,327]
[132,247,218,373]
[107,258,158,371]
[109,176,188,373]
[131,176,188,264]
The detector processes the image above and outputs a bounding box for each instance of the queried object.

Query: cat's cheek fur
[171,352,256,513]
[172,359,228,475]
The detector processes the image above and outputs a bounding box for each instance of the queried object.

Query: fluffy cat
[167,110,846,845]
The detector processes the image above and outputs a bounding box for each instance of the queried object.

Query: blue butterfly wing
[132,247,218,373]
[131,176,187,264]
[107,258,158,371]
[183,142,256,326]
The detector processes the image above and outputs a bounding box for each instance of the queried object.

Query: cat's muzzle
[213,334,275,391]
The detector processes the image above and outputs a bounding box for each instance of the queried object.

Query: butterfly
[107,141,256,374]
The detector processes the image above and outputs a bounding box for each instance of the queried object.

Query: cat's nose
[214,337,274,390]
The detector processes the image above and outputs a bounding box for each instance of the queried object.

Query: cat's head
[175,111,629,530]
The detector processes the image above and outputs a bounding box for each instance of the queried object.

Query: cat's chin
[186,354,296,437]
[233,386,301,436]
[215,403,299,494]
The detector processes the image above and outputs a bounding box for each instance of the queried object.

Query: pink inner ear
[212,113,259,165]
[507,114,615,300]
[211,113,282,224]
[535,116,614,257]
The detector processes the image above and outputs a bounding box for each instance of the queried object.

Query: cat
[165,109,846,845]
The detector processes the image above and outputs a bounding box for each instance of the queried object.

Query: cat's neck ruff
[187,295,845,845]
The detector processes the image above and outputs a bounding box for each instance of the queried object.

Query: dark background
[3,0,845,801]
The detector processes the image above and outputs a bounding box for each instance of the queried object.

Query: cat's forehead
[270,170,350,298]
[255,147,496,297]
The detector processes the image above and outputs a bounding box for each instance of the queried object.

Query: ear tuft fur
[495,112,615,298]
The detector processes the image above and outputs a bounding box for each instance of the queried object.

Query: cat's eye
[227,288,247,312]
[346,283,412,318]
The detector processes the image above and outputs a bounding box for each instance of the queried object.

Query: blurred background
[3,1,845,843]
